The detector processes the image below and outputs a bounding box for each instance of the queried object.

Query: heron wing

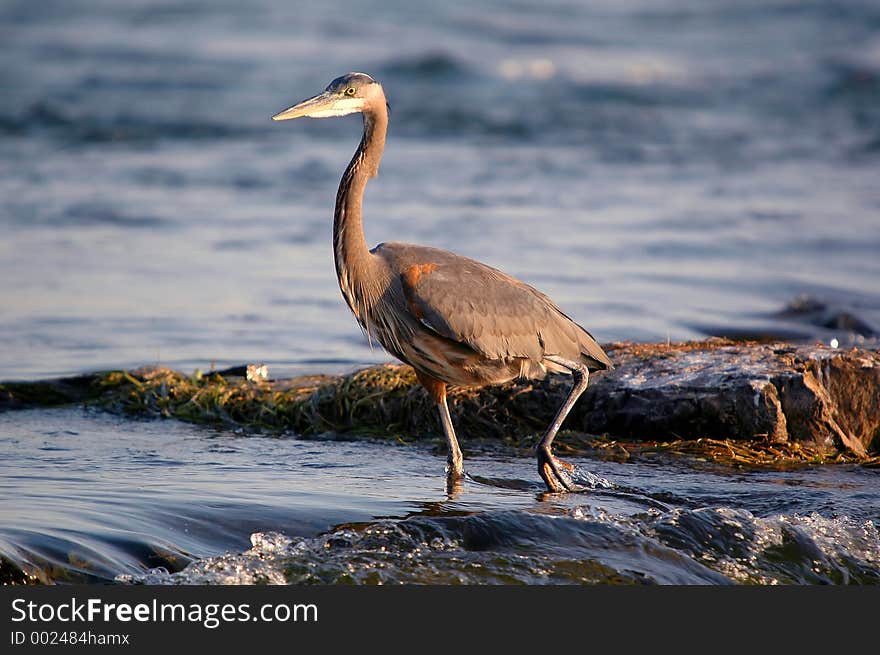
[391,246,612,371]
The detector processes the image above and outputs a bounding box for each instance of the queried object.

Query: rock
[584,341,879,456]
[0,374,104,410]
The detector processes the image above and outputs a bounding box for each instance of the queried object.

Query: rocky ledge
[1,340,878,460]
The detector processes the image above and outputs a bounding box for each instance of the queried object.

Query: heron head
[272,73,383,121]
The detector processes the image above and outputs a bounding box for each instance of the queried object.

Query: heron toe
[536,446,577,493]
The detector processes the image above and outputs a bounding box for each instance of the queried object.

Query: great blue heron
[273,72,613,493]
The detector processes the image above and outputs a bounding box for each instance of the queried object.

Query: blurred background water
[2,0,879,380]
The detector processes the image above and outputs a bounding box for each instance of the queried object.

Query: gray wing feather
[379,243,612,371]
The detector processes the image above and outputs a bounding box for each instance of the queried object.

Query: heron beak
[271,91,334,121]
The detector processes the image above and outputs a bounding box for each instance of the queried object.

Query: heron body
[273,73,612,492]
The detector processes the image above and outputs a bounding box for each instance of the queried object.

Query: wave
[0,101,247,143]
[0,201,174,230]
[380,53,474,80]
[117,507,879,586]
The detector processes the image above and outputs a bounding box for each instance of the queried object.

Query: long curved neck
[333,104,387,323]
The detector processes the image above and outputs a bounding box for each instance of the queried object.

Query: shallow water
[1,408,877,585]
[2,0,880,379]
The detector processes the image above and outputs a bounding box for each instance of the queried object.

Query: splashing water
[118,510,880,586]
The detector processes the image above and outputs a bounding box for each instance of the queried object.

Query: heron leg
[536,355,590,493]
[415,371,464,486]
[438,394,465,484]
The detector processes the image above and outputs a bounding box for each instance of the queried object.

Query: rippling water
[1,408,877,585]
[1,1,879,585]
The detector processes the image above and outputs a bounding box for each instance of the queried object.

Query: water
[1,407,877,585]
[2,0,879,379]
[1,1,880,584]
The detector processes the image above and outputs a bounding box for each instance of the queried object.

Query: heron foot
[536,446,577,493]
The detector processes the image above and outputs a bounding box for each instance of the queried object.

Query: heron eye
[345,87,356,96]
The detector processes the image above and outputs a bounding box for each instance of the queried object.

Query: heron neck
[333,105,387,321]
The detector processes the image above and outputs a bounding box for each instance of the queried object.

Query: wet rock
[0,373,104,410]
[775,295,878,339]
[584,341,879,456]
